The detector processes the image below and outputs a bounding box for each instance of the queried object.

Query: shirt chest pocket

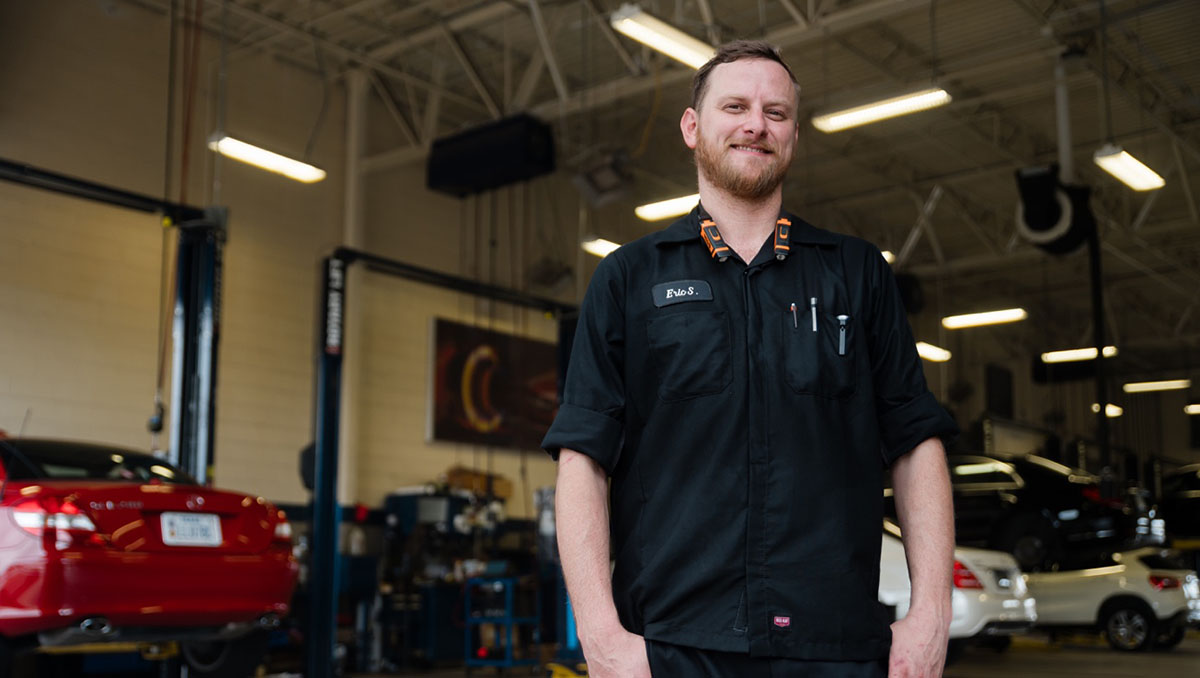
[781,307,856,399]
[646,310,733,402]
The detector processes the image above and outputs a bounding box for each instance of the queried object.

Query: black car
[1160,464,1200,539]
[887,454,1152,571]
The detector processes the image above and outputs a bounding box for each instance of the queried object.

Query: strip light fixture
[1185,404,1200,415]
[916,342,951,362]
[1122,379,1192,394]
[1041,346,1118,363]
[208,135,326,183]
[881,250,896,264]
[610,4,715,70]
[941,308,1028,330]
[1093,143,1165,192]
[582,237,622,258]
[1091,403,1124,418]
[812,87,952,133]
[635,193,699,221]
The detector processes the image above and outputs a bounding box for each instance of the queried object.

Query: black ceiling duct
[1014,164,1094,256]
[427,114,556,197]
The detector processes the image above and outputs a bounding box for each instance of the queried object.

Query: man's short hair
[691,40,800,110]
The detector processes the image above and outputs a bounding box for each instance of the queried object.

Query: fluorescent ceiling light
[208,135,326,183]
[611,4,715,70]
[812,87,951,133]
[1122,379,1191,393]
[1185,404,1200,415]
[1041,346,1118,363]
[581,237,621,258]
[916,341,951,362]
[1093,143,1165,191]
[954,461,1013,477]
[635,193,699,221]
[881,250,896,264]
[941,308,1027,330]
[1091,403,1124,418]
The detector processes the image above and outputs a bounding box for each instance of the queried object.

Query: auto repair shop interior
[2,1,1200,677]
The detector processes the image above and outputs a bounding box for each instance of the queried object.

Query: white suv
[878,519,1036,662]
[1024,547,1200,651]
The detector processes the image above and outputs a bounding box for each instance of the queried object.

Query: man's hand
[581,626,652,678]
[888,610,949,678]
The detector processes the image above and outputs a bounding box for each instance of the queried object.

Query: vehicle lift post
[0,158,222,678]
[310,248,575,678]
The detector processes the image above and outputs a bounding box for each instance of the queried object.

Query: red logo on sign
[773,616,791,628]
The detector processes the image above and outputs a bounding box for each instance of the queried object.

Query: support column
[339,69,368,504]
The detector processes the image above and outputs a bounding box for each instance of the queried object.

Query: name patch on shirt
[651,280,713,307]
[773,616,791,628]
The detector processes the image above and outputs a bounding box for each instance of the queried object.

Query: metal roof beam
[438,23,501,119]
[367,2,519,62]
[368,71,418,146]
[583,0,641,76]
[210,0,487,112]
[527,0,568,102]
[778,0,809,27]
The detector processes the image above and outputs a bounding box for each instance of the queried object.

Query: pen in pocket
[810,297,818,332]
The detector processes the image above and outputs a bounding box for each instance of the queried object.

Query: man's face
[681,58,799,201]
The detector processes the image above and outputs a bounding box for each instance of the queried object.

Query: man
[543,40,957,678]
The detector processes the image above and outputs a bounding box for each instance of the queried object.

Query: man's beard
[695,133,792,201]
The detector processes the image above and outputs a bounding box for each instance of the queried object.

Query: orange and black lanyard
[698,203,791,263]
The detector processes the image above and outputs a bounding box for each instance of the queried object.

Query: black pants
[646,639,889,678]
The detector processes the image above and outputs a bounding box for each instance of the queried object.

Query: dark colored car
[0,438,298,678]
[1160,464,1200,539]
[888,454,1154,571]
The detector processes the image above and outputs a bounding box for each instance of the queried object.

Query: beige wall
[0,2,344,506]
[0,2,587,516]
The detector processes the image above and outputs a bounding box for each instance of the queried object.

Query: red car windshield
[0,439,197,485]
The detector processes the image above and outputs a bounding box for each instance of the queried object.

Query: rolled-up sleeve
[863,247,958,465]
[541,252,627,474]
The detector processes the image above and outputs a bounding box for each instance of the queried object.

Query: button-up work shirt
[542,207,958,661]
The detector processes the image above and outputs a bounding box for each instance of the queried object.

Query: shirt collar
[655,205,838,247]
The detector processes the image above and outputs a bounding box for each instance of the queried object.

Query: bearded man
[543,40,958,678]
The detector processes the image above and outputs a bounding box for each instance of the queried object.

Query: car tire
[995,514,1060,571]
[1100,600,1156,652]
[976,635,1012,652]
[181,631,270,678]
[944,639,967,666]
[1152,625,1186,651]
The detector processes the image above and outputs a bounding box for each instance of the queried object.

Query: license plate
[161,512,222,547]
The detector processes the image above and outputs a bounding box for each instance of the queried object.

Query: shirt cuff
[878,391,959,466]
[541,403,623,474]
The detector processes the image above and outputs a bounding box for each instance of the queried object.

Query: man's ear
[680,108,699,149]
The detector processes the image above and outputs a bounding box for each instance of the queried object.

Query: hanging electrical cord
[150,0,181,449]
[1100,0,1113,143]
[928,0,940,80]
[304,38,331,163]
[213,0,228,205]
[630,59,662,160]
[179,0,204,206]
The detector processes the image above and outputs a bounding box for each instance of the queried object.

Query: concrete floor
[341,631,1200,677]
[945,632,1200,678]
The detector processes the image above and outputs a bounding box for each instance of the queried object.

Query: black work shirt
[542,207,958,661]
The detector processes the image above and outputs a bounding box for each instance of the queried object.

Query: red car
[0,437,298,677]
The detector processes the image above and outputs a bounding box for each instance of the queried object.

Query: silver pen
[810,297,818,332]
[838,315,849,355]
